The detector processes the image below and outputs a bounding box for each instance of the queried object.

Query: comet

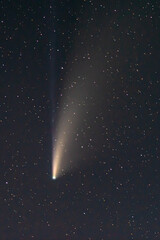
[51,12,114,180]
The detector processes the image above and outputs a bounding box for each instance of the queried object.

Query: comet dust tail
[52,134,65,180]
[52,147,61,180]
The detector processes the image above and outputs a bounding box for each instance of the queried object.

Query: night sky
[1,0,160,239]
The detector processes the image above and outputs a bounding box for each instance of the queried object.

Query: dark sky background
[0,0,160,239]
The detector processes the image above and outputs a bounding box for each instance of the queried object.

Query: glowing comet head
[52,175,56,180]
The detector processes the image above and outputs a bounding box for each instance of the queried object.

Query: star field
[0,0,160,239]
